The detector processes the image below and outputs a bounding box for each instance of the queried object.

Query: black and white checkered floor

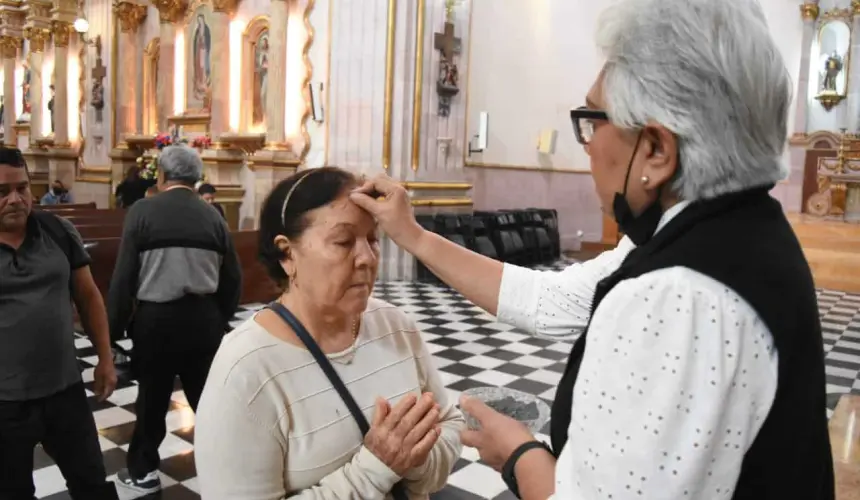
[36,260,860,499]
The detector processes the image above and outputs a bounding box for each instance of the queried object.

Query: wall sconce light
[73,16,100,47]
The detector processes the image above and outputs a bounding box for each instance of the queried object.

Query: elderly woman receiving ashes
[352,0,833,499]
[193,167,463,499]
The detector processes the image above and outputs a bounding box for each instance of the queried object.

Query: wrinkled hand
[93,358,118,401]
[349,174,425,249]
[364,392,442,476]
[460,395,536,471]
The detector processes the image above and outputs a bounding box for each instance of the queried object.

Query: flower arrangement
[191,135,212,149]
[136,131,212,180]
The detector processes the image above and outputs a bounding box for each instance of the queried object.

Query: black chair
[477,211,525,264]
[469,216,498,259]
[530,208,560,258]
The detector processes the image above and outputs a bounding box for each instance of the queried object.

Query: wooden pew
[76,225,125,240]
[36,202,96,211]
[82,231,279,307]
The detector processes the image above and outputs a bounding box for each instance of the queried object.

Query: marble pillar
[209,0,234,138]
[785,2,820,214]
[151,0,185,131]
[109,2,148,205]
[156,22,175,131]
[51,22,71,147]
[24,29,49,140]
[0,36,18,146]
[114,2,147,140]
[794,2,818,135]
[266,0,288,148]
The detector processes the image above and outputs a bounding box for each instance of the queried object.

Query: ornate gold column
[50,21,71,146]
[209,0,234,138]
[265,0,288,147]
[114,2,146,140]
[23,27,49,140]
[0,36,18,146]
[0,2,24,147]
[151,0,185,131]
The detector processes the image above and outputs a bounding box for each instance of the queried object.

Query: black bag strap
[32,210,74,266]
[32,210,74,295]
[267,302,408,499]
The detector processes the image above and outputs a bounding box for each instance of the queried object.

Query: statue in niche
[47,84,55,133]
[252,31,269,125]
[822,51,844,92]
[21,64,31,117]
[91,80,105,122]
[191,13,212,101]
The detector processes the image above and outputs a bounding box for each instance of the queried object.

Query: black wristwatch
[501,440,554,498]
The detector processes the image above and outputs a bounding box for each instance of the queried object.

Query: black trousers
[127,295,224,479]
[0,382,118,500]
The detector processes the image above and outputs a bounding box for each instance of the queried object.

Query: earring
[641,176,650,185]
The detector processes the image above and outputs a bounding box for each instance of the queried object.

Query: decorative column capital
[853,0,860,16]
[151,0,186,24]
[23,26,50,52]
[800,2,820,21]
[115,1,148,33]
[0,35,20,59]
[212,0,238,15]
[51,20,70,47]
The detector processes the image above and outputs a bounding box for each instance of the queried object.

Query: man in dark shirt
[197,182,226,220]
[0,147,118,499]
[108,144,242,494]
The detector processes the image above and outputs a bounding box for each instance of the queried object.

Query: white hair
[159,144,204,185]
[596,0,791,201]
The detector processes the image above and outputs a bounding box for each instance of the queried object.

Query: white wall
[465,0,806,172]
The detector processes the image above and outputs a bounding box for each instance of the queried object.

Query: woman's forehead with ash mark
[311,194,376,231]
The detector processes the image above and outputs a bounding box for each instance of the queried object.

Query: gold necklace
[351,318,360,340]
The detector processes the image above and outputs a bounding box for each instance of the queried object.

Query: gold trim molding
[299,0,316,163]
[403,181,471,190]
[382,0,396,171]
[801,2,820,20]
[410,0,426,171]
[115,1,148,33]
[411,197,473,207]
[151,0,187,24]
[465,161,591,174]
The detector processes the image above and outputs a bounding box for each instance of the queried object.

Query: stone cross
[434,22,461,61]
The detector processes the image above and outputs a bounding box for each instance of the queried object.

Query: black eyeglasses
[570,107,609,145]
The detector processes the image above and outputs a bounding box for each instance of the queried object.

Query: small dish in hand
[460,386,551,434]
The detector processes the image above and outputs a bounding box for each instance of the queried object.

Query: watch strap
[501,440,553,498]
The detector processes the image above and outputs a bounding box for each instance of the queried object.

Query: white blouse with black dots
[497,203,779,499]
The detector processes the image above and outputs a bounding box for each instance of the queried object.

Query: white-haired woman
[351,0,834,498]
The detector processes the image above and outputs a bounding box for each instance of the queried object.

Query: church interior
[7,0,860,497]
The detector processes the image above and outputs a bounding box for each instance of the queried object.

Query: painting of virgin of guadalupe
[191,12,212,103]
[252,31,269,125]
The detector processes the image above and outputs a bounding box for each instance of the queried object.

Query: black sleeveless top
[549,186,834,499]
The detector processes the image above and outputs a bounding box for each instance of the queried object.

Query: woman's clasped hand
[364,392,443,476]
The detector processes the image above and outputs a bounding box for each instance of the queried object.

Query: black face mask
[611,132,665,246]
[53,187,66,196]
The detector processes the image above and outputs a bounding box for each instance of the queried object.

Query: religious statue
[47,84,55,133]
[252,32,269,125]
[91,80,105,122]
[434,21,461,117]
[439,60,458,89]
[191,13,212,101]
[21,64,31,116]
[822,51,844,93]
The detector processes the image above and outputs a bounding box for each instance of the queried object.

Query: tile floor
[33,260,860,499]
